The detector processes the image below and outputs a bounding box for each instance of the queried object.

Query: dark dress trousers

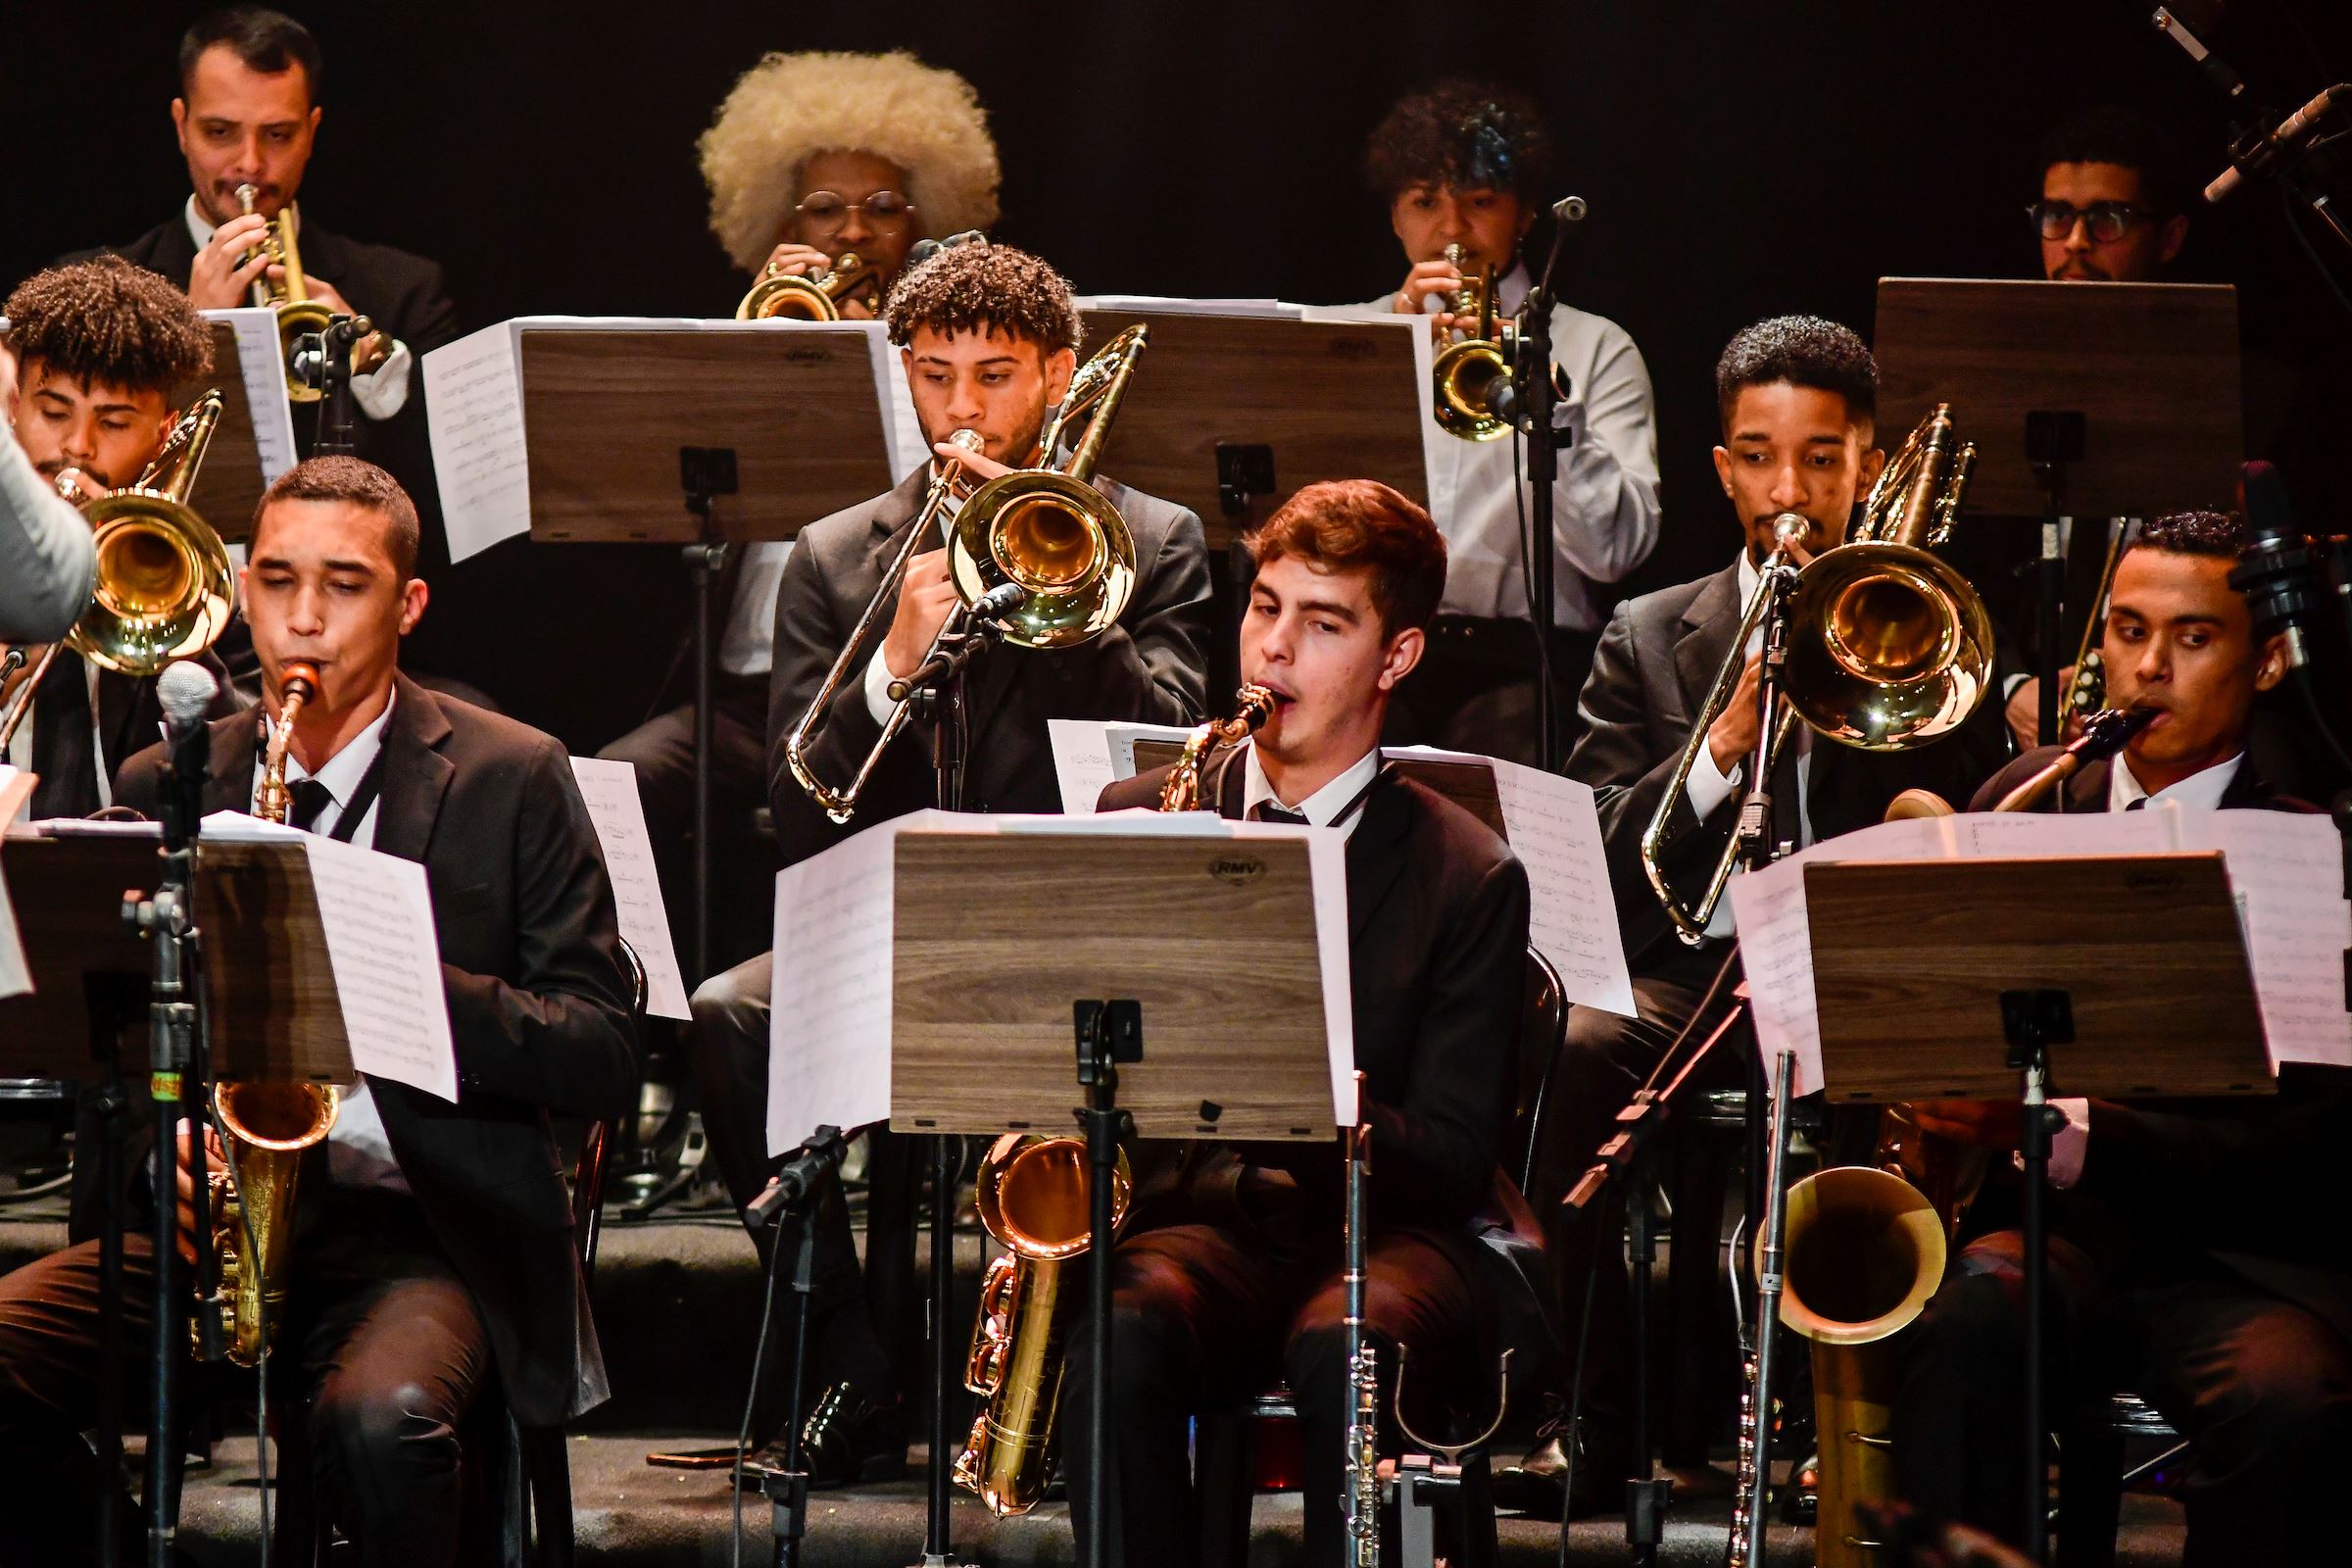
[1075,750,1549,1568]
[686,466,1213,1412]
[1891,751,2352,1566]
[0,675,634,1565]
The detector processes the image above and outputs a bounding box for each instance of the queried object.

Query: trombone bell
[67,391,236,676]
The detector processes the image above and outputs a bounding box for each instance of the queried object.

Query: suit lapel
[203,709,259,816]
[1344,771,1411,947]
[1672,564,1745,721]
[370,675,456,861]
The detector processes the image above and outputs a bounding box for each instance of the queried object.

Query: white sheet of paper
[421,321,528,563]
[0,768,29,1000]
[202,308,299,482]
[200,811,459,1099]
[566,758,690,1021]
[1074,295,1304,320]
[1048,719,1122,814]
[2176,808,2352,1068]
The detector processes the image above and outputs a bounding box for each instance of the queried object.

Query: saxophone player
[1891,510,2352,1566]
[0,458,635,1565]
[1079,480,1549,1568]
[600,48,1003,971]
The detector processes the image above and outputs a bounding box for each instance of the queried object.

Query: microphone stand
[746,1128,849,1568]
[305,314,373,460]
[1508,197,1588,772]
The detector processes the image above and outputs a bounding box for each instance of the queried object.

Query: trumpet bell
[737,270,842,321]
[276,298,337,403]
[949,471,1137,648]
[1433,338,1511,441]
[1783,541,1993,750]
[70,493,236,676]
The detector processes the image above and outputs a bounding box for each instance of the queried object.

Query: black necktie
[287,778,336,833]
[1251,802,1308,826]
[2124,797,2146,811]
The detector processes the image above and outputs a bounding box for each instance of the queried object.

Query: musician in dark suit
[0,458,634,1566]
[3,258,244,817]
[1077,479,1544,1567]
[1503,317,2011,1512]
[684,238,1213,1486]
[66,10,457,522]
[1893,509,2351,1565]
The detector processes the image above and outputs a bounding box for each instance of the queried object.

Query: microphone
[2206,84,2347,203]
[969,582,1028,623]
[2230,460,2324,671]
[157,662,219,849]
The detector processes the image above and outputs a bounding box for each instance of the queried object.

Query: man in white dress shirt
[1357,78,1661,765]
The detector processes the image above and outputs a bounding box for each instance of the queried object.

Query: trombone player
[683,238,1212,1488]
[1502,317,2010,1514]
[600,48,1004,970]
[2,257,243,820]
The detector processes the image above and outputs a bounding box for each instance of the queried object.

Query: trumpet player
[3,257,241,820]
[683,238,1212,1490]
[1892,510,2349,1566]
[597,50,1005,969]
[1503,318,2009,1516]
[1356,78,1660,762]
[1078,480,1547,1567]
[0,457,636,1566]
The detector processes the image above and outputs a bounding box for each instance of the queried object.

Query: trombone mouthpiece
[1771,513,1813,548]
[946,428,984,453]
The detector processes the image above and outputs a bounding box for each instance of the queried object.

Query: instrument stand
[2001,988,2073,1566]
[680,445,739,987]
[2025,413,2086,755]
[748,1128,849,1568]
[1388,1347,1511,1568]
[1074,1000,1141,1568]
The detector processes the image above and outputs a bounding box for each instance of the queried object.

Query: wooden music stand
[175,317,294,545]
[1873,278,2243,519]
[1805,853,2271,1102]
[514,324,900,545]
[0,833,160,1079]
[1073,307,1428,549]
[192,841,356,1086]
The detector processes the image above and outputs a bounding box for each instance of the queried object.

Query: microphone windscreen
[156,662,220,730]
[2241,460,2296,543]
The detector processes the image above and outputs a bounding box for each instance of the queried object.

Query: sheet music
[566,758,691,1021]
[764,812,914,1155]
[1075,295,1304,319]
[200,812,459,1099]
[201,308,299,482]
[2177,808,2352,1068]
[421,322,528,563]
[1048,719,1123,814]
[0,769,29,1000]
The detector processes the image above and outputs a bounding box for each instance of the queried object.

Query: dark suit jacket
[1099,752,1556,1371]
[767,466,1213,865]
[1966,748,2352,1345]
[105,674,636,1422]
[24,647,244,820]
[1567,560,2013,983]
[68,212,459,514]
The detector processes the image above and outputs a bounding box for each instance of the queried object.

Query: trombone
[1639,404,1992,942]
[236,184,337,404]
[781,325,1149,823]
[736,250,881,320]
[0,392,236,750]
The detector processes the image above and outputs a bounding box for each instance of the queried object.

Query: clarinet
[1343,1079,1379,1568]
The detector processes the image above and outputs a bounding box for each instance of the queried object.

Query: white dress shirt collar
[2109,751,2244,812]
[255,688,396,832]
[1240,741,1382,840]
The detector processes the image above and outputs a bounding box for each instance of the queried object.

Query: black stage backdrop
[5,2,2347,753]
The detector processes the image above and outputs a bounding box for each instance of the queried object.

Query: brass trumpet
[1432,244,1512,441]
[237,183,337,403]
[736,249,881,320]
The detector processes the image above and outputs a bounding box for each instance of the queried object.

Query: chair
[1193,945,1563,1568]
[270,938,646,1566]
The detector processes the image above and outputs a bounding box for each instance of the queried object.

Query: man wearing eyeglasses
[600,50,1004,973]
[2030,104,2190,285]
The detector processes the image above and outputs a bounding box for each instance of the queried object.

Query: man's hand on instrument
[295,277,391,373]
[1907,1099,2023,1149]
[1706,652,1767,776]
[937,441,1011,483]
[53,469,111,506]
[1391,258,1463,336]
[760,242,835,279]
[882,550,962,682]
[186,213,274,311]
[172,1123,230,1267]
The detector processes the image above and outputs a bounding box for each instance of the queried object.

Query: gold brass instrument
[1639,404,1992,943]
[198,659,337,1366]
[0,394,235,750]
[735,249,881,320]
[955,1133,1134,1516]
[779,429,983,822]
[2058,522,2132,734]
[1158,684,1273,810]
[1432,244,1512,441]
[237,183,337,403]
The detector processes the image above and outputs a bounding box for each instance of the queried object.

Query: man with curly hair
[680,239,1213,1492]
[1356,78,1661,765]
[3,257,244,820]
[600,50,1004,971]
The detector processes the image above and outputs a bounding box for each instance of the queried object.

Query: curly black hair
[2133,509,2249,560]
[2039,105,2191,217]
[881,239,1081,354]
[4,257,214,396]
[1364,78,1552,203]
[1714,315,1878,433]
